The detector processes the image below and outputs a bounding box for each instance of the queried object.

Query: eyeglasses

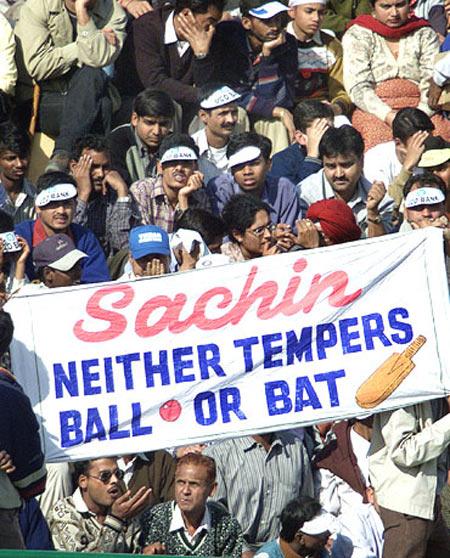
[87,468,125,484]
[248,223,276,237]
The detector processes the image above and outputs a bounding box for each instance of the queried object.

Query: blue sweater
[15,220,111,284]
[270,143,322,185]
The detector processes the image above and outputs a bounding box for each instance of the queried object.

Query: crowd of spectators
[0,0,450,555]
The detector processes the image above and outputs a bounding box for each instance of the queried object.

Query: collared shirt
[298,169,395,237]
[169,503,211,544]
[191,128,229,174]
[164,11,189,58]
[130,175,211,232]
[134,127,158,179]
[0,178,37,224]
[204,431,314,552]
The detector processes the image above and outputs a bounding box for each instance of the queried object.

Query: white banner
[7,228,450,462]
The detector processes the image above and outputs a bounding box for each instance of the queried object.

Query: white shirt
[164,11,189,58]
[191,128,229,174]
[169,502,211,543]
[364,141,402,186]
[334,503,384,558]
[349,429,370,487]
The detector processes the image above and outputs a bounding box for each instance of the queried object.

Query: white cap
[405,187,445,209]
[160,146,198,164]
[248,1,288,18]
[288,0,326,7]
[229,146,262,169]
[200,86,241,110]
[300,510,338,536]
[35,183,77,208]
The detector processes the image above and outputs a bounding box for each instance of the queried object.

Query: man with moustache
[130,134,211,232]
[298,125,395,237]
[191,84,241,176]
[48,457,151,552]
[70,134,139,258]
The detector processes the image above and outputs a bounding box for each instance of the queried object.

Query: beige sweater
[342,25,439,121]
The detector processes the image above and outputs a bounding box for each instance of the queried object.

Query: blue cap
[129,226,170,259]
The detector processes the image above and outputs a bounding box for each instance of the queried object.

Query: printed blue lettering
[362,313,392,349]
[194,391,218,425]
[263,332,283,368]
[316,323,337,360]
[234,337,259,372]
[198,344,226,379]
[314,370,346,406]
[388,307,413,344]
[265,380,293,415]
[219,388,247,422]
[116,353,141,389]
[144,351,170,387]
[104,357,115,393]
[85,407,107,443]
[82,359,101,396]
[131,402,152,436]
[109,405,130,439]
[54,362,78,399]
[174,347,195,383]
[339,318,362,354]
[60,410,83,447]
[295,377,322,411]
[286,328,313,364]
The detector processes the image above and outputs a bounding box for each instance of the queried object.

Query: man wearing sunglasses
[48,457,151,553]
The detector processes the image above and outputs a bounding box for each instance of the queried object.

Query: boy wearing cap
[121,225,171,280]
[30,234,88,289]
[286,0,351,117]
[192,84,242,175]
[15,172,110,284]
[270,100,333,184]
[130,134,211,232]
[418,136,450,211]
[211,0,297,153]
[207,132,301,229]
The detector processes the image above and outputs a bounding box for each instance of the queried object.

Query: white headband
[229,146,262,169]
[405,187,445,209]
[200,86,241,110]
[248,1,288,18]
[35,183,77,207]
[160,146,198,164]
[301,510,337,536]
[289,0,326,6]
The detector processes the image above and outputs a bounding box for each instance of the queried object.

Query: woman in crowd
[343,0,450,150]
[220,194,292,262]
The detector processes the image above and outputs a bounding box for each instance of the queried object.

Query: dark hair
[226,132,272,161]
[222,193,270,240]
[319,125,364,159]
[133,89,175,119]
[392,108,434,143]
[403,172,447,199]
[73,457,118,484]
[175,0,225,14]
[0,122,31,158]
[0,311,14,358]
[293,100,334,133]
[71,134,110,161]
[158,133,200,159]
[0,210,14,233]
[35,172,77,193]
[422,135,450,152]
[174,208,227,245]
[176,453,216,484]
[280,497,323,542]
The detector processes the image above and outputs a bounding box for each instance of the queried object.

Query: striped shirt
[204,431,314,552]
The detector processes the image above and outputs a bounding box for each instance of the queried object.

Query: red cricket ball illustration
[159,399,182,422]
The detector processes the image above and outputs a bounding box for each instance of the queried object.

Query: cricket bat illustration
[355,335,427,409]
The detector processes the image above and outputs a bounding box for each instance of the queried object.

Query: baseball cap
[129,225,171,260]
[418,136,450,168]
[248,1,288,18]
[33,234,87,271]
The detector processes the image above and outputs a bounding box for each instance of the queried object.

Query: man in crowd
[120,225,171,280]
[255,497,335,558]
[48,457,151,552]
[204,431,313,554]
[364,108,434,208]
[270,100,333,184]
[15,0,127,168]
[0,122,36,225]
[130,134,211,232]
[299,125,395,237]
[192,84,241,176]
[15,172,110,283]
[0,311,47,549]
[211,0,297,153]
[207,132,301,229]
[124,0,224,130]
[108,89,175,184]
[140,453,243,557]
[70,134,139,258]
[287,0,352,117]
[418,136,450,209]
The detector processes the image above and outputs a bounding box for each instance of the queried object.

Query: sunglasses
[87,468,125,484]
